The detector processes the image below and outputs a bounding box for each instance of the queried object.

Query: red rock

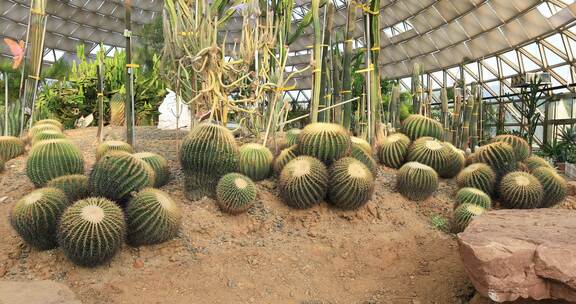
[458,209,576,303]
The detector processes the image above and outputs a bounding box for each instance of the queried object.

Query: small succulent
[396,162,439,201]
[532,167,567,208]
[492,135,531,161]
[47,174,89,202]
[454,187,491,210]
[26,139,84,187]
[0,136,25,161]
[452,203,486,233]
[216,173,257,214]
[238,143,274,181]
[272,145,298,175]
[134,152,170,187]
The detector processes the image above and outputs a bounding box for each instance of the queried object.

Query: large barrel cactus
[126,188,182,246]
[96,140,133,160]
[328,157,375,210]
[0,136,25,161]
[10,188,69,250]
[180,123,239,200]
[134,152,170,187]
[476,142,516,176]
[216,173,257,214]
[524,155,553,172]
[89,152,154,202]
[492,135,531,161]
[401,114,443,140]
[297,122,351,165]
[351,144,377,176]
[279,156,329,209]
[499,171,543,209]
[454,187,491,210]
[406,137,450,174]
[58,197,126,267]
[396,162,439,201]
[532,167,567,208]
[239,143,273,181]
[47,174,89,202]
[351,136,372,154]
[456,163,497,196]
[35,118,63,130]
[273,145,298,175]
[377,133,410,169]
[26,139,84,187]
[31,130,66,146]
[452,203,486,233]
[439,143,465,178]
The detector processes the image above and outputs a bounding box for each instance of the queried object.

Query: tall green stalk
[331,43,343,123]
[341,0,356,130]
[318,1,334,122]
[411,63,422,115]
[367,0,382,142]
[390,84,400,129]
[440,87,449,141]
[460,84,476,149]
[470,89,480,150]
[309,0,322,123]
[451,85,462,146]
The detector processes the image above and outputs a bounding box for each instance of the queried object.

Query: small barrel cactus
[492,135,530,161]
[28,123,61,139]
[126,188,182,246]
[297,122,351,165]
[476,142,516,176]
[351,144,377,176]
[351,136,372,154]
[456,163,497,196]
[96,140,134,160]
[532,167,567,208]
[58,197,126,267]
[180,123,239,200]
[328,157,375,210]
[377,133,410,169]
[401,114,443,140]
[285,128,301,147]
[273,145,298,175]
[0,136,25,161]
[134,152,170,187]
[524,155,553,172]
[452,203,486,233]
[89,152,155,202]
[499,171,543,209]
[239,143,274,181]
[396,162,439,201]
[31,130,66,146]
[216,173,257,214]
[35,118,63,130]
[47,174,89,202]
[10,188,69,250]
[454,187,491,210]
[406,137,450,174]
[26,139,84,187]
[279,156,329,209]
[439,143,465,178]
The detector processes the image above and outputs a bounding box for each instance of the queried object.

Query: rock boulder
[458,209,576,303]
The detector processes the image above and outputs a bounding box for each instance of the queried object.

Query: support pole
[124,0,135,146]
[96,59,104,141]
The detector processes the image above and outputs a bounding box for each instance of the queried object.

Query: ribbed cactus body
[377,133,410,169]
[0,158,4,172]
[328,158,375,210]
[32,130,66,145]
[396,162,439,201]
[216,173,257,214]
[110,93,126,126]
[493,135,530,161]
[532,167,567,208]
[35,119,63,130]
[406,137,450,174]
[439,143,465,178]
[279,156,329,209]
[456,163,497,196]
[351,145,377,176]
[180,123,239,200]
[454,187,491,210]
[26,139,84,187]
[401,114,443,140]
[0,136,24,161]
[524,155,553,172]
[476,142,516,176]
[452,203,486,233]
[499,172,543,209]
[351,136,372,154]
[28,124,61,139]
[273,145,298,175]
[96,141,133,160]
[10,188,69,250]
[134,152,170,187]
[89,152,154,202]
[285,129,301,147]
[239,143,273,181]
[126,188,182,245]
[47,174,89,202]
[465,152,478,166]
[58,198,125,267]
[297,123,351,165]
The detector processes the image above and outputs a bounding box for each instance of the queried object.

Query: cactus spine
[493,135,531,161]
[26,139,85,187]
[452,203,486,233]
[297,123,351,165]
[273,145,298,175]
[456,163,497,196]
[239,143,274,181]
[401,114,443,140]
[216,173,257,214]
[498,172,543,209]
[396,162,439,201]
[377,133,410,169]
[47,174,89,202]
[279,156,329,209]
[134,152,170,187]
[454,187,491,210]
[0,136,25,161]
[532,167,567,208]
[328,157,375,209]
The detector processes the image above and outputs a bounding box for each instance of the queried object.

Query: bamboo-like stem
[318,1,334,122]
[368,0,382,143]
[309,0,322,123]
[390,84,400,129]
[280,96,360,127]
[440,87,449,141]
[460,84,476,150]
[451,85,462,146]
[411,63,421,114]
[341,0,356,130]
[331,44,342,123]
[4,72,8,136]
[470,88,480,150]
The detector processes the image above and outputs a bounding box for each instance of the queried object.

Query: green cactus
[351,136,372,154]
[126,188,182,246]
[439,143,465,178]
[96,140,134,160]
[492,135,531,161]
[239,143,274,181]
[456,163,497,196]
[134,152,170,187]
[0,136,25,161]
[279,156,329,209]
[31,130,66,146]
[328,157,375,210]
[377,133,410,169]
[351,144,377,176]
[532,167,567,208]
[452,203,486,233]
[465,152,478,166]
[396,162,439,201]
[0,158,4,172]
[498,171,543,209]
[26,139,85,187]
[180,123,239,200]
[10,188,69,250]
[89,152,155,202]
[297,122,351,165]
[285,128,301,147]
[401,114,443,140]
[407,137,451,174]
[454,187,491,210]
[516,161,530,172]
[524,155,553,172]
[273,145,298,175]
[216,173,257,214]
[47,174,89,202]
[58,197,126,267]
[476,142,516,176]
[35,119,63,130]
[27,124,61,141]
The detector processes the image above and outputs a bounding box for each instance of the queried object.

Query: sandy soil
[0,127,488,303]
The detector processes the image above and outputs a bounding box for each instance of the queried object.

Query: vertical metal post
[365,13,372,142]
[125,0,135,146]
